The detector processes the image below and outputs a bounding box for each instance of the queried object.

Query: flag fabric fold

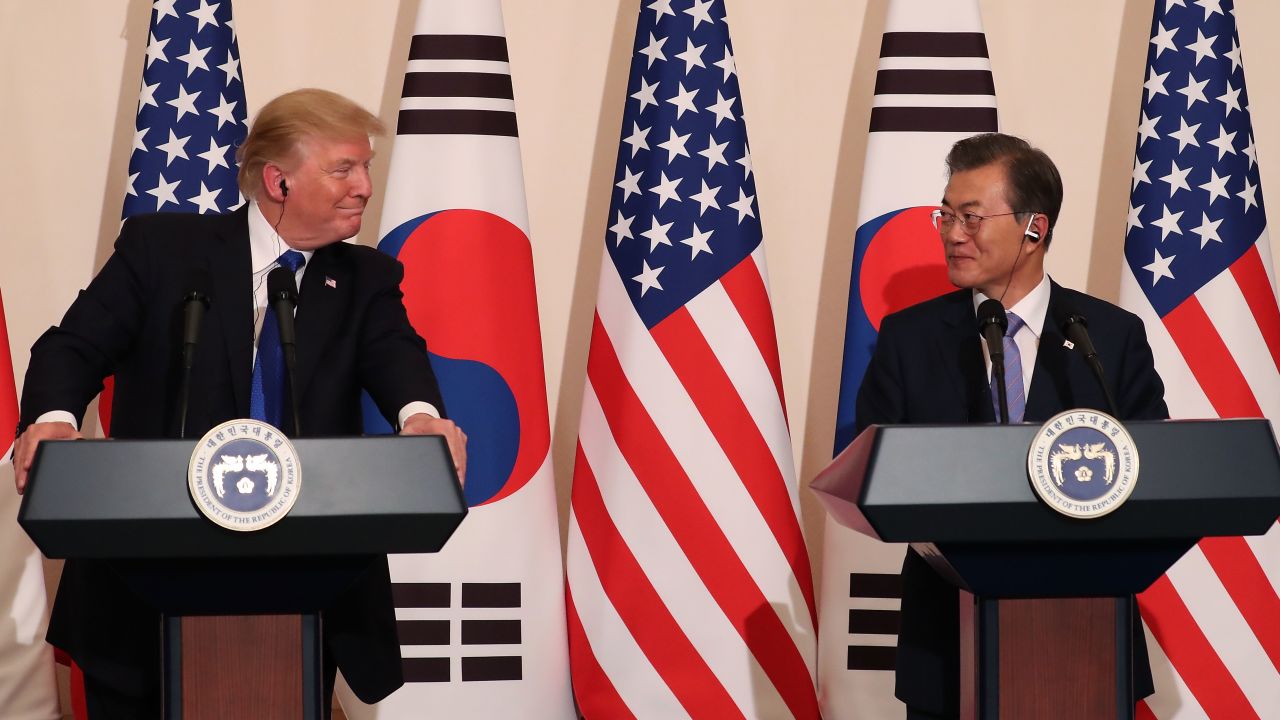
[821,1,997,716]
[564,1,818,717]
[334,1,573,716]
[0,289,60,720]
[1121,1,1280,716]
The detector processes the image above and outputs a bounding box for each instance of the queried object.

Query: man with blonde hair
[13,88,465,718]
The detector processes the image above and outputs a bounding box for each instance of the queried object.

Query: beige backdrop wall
[3,0,1279,694]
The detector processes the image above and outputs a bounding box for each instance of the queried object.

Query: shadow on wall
[1085,0,1152,304]
[550,1,639,546]
[75,0,153,455]
[363,0,421,254]
[797,0,890,570]
[93,0,150,272]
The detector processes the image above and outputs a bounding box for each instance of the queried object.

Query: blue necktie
[250,250,306,429]
[991,311,1026,423]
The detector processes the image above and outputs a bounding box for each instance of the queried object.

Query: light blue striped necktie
[992,311,1026,423]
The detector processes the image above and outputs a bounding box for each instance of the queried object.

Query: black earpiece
[279,178,289,197]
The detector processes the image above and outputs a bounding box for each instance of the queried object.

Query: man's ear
[1023,213,1049,246]
[262,164,287,203]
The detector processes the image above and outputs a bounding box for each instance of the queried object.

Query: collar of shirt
[248,200,315,357]
[248,199,314,282]
[971,272,1051,340]
[972,272,1052,390]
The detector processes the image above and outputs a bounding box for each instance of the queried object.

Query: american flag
[124,0,247,220]
[1122,0,1280,717]
[564,0,819,717]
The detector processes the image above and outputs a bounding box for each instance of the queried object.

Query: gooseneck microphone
[977,298,1010,424]
[178,269,212,439]
[1056,309,1119,417]
[267,266,302,437]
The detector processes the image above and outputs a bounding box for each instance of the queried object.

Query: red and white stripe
[1121,233,1280,719]
[567,247,818,719]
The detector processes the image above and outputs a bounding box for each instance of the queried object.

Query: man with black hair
[856,132,1169,718]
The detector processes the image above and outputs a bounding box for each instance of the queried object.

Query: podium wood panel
[181,615,302,719]
[998,598,1116,719]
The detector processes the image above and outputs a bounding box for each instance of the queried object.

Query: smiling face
[274,134,375,250]
[939,161,1045,304]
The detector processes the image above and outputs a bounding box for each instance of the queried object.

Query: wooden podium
[812,420,1280,720]
[20,435,467,719]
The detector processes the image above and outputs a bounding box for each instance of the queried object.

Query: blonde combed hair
[236,88,385,199]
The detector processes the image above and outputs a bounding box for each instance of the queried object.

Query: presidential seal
[1027,409,1139,519]
[188,419,302,532]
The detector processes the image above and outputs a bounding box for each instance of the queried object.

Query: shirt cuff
[397,402,440,429]
[34,411,79,431]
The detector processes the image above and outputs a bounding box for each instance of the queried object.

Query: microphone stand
[178,289,209,439]
[267,267,302,438]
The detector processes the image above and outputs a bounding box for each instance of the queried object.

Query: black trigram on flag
[845,572,902,672]
[869,32,997,134]
[396,34,518,137]
[393,582,523,683]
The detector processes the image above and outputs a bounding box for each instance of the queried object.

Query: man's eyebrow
[323,152,375,171]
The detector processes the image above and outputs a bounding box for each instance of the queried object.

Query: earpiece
[1024,214,1040,241]
[279,178,289,198]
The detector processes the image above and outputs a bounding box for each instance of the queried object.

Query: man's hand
[13,421,81,494]
[400,413,467,486]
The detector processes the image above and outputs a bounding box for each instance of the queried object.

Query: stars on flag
[1144,248,1177,285]
[642,218,675,252]
[125,0,246,218]
[1125,0,1268,315]
[605,0,762,324]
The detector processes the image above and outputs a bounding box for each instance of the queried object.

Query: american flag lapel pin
[325,276,337,289]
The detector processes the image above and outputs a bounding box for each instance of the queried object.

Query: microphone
[178,269,212,439]
[181,269,212,369]
[267,266,302,436]
[977,298,1010,424]
[1055,309,1119,417]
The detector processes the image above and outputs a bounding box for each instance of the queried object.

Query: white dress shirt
[972,272,1052,400]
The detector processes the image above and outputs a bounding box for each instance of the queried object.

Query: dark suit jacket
[20,207,444,704]
[854,281,1169,717]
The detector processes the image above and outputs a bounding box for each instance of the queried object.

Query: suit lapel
[208,208,254,415]
[935,291,995,423]
[293,246,350,404]
[1026,281,1071,421]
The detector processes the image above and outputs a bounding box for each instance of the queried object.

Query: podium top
[19,435,467,560]
[812,419,1280,544]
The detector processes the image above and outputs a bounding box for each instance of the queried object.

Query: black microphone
[181,269,212,369]
[178,269,212,439]
[267,266,302,436]
[977,298,1010,424]
[1056,309,1119,417]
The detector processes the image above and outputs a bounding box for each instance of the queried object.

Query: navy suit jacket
[20,207,443,703]
[855,281,1169,716]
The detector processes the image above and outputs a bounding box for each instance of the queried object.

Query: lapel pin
[325,276,337,289]
[1063,339,1075,350]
